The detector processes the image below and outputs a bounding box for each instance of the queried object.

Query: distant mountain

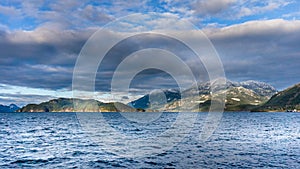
[183,80,276,97]
[252,83,300,112]
[17,98,138,112]
[163,83,274,112]
[240,80,277,97]
[0,104,20,113]
[130,80,277,112]
[129,89,181,109]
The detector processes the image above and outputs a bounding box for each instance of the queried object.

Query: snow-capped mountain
[239,80,277,97]
[129,80,277,111]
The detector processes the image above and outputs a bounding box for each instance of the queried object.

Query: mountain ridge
[17,98,139,112]
[252,83,300,112]
[129,80,277,111]
[6,81,300,113]
[0,104,20,113]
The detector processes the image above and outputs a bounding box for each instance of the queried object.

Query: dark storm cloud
[207,19,300,89]
[0,27,203,94]
[0,28,95,90]
[94,33,208,93]
[1,19,300,95]
[0,65,72,90]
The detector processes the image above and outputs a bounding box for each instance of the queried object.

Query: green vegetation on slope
[17,98,137,112]
[253,83,300,112]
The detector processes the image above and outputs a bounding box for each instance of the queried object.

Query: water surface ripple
[0,112,299,168]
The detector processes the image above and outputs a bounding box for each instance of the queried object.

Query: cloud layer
[207,19,300,88]
[0,1,299,105]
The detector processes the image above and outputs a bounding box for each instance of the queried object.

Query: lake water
[0,112,299,168]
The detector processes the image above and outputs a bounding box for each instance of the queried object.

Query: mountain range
[2,80,300,113]
[0,104,20,113]
[130,80,277,111]
[17,98,138,112]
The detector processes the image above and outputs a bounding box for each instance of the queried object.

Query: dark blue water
[0,112,299,168]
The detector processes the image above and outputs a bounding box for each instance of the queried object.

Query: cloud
[0,83,72,106]
[206,19,300,37]
[190,0,293,20]
[1,14,203,96]
[193,0,237,16]
[0,0,300,105]
[235,0,291,18]
[0,93,54,106]
[1,16,299,95]
[0,0,297,31]
[0,0,114,30]
[42,2,114,29]
[205,19,300,89]
[0,27,95,90]
[0,5,20,16]
[80,5,113,23]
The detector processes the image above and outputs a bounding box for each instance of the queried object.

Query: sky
[0,0,300,106]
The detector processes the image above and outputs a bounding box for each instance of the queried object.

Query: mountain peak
[130,80,277,110]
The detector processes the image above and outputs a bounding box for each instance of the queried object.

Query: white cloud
[189,0,293,20]
[282,11,300,19]
[0,5,20,16]
[207,19,300,38]
[0,23,8,31]
[27,64,72,73]
[236,0,292,18]
[6,26,95,44]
